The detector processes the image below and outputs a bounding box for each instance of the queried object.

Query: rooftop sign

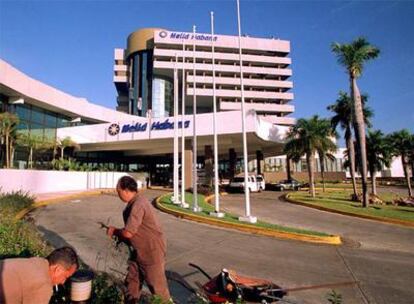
[158,30,217,42]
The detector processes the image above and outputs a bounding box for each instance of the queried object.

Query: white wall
[0,169,136,195]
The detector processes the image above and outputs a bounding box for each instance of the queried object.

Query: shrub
[0,190,35,217]
[0,217,49,259]
[188,185,214,196]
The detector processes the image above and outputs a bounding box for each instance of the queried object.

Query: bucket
[70,269,94,303]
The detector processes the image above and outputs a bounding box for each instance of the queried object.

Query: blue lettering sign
[167,32,217,42]
[119,119,190,134]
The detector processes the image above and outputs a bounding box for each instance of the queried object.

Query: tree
[366,130,392,195]
[327,91,373,199]
[0,112,19,168]
[57,136,79,160]
[332,37,380,207]
[284,116,337,198]
[17,133,44,169]
[318,149,336,193]
[389,130,414,197]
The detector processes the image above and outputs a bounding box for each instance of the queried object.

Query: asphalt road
[220,190,414,253]
[32,190,414,304]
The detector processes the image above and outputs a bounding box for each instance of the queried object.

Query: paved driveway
[32,190,414,304]
[221,190,414,253]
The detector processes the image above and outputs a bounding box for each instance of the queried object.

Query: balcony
[259,115,296,126]
[220,101,294,114]
[154,61,292,77]
[187,75,293,89]
[187,88,294,101]
[153,48,291,65]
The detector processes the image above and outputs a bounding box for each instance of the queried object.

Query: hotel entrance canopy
[57,110,289,159]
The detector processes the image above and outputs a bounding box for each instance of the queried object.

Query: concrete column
[229,148,237,179]
[204,145,213,187]
[183,140,193,190]
[256,150,264,176]
[148,159,156,188]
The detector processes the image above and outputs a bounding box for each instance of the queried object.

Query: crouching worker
[107,176,170,303]
[0,246,79,304]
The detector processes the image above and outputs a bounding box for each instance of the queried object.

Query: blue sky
[1,0,413,137]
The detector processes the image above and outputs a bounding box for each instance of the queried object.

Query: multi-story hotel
[113,28,295,125]
[1,27,298,186]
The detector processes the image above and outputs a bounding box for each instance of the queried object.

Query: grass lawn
[289,190,414,223]
[159,192,332,237]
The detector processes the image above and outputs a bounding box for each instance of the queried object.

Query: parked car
[228,175,259,193]
[256,175,265,191]
[274,179,302,191]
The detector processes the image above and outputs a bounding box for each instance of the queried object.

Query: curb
[14,189,116,221]
[155,193,342,245]
[148,186,173,192]
[284,193,414,228]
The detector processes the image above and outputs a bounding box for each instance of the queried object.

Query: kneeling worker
[107,176,170,303]
[0,246,79,304]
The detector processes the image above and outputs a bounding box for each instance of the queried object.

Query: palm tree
[17,133,43,169]
[57,136,79,159]
[332,37,380,207]
[284,116,337,198]
[389,129,414,197]
[0,112,19,168]
[318,149,336,193]
[366,130,392,195]
[327,91,373,199]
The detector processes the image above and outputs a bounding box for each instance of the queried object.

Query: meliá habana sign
[158,30,217,42]
[108,119,190,136]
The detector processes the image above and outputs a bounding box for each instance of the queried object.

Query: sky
[1,0,413,139]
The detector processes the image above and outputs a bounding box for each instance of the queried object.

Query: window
[15,104,31,121]
[31,108,44,124]
[44,112,57,128]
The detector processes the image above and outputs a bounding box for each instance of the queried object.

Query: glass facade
[9,103,72,140]
[151,77,174,118]
[130,50,153,117]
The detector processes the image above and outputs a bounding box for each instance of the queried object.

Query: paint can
[70,269,94,303]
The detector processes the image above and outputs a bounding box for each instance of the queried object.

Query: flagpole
[236,0,256,223]
[181,38,189,208]
[192,25,201,212]
[209,11,224,218]
[173,54,180,204]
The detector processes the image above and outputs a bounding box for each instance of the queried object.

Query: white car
[228,175,259,193]
[256,175,265,191]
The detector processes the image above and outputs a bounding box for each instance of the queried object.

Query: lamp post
[236,0,256,223]
[192,25,202,212]
[209,11,224,218]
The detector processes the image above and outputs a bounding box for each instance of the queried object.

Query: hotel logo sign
[159,31,168,38]
[158,30,217,42]
[108,123,120,136]
[108,119,190,136]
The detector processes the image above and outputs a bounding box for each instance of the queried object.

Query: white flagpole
[181,38,189,208]
[173,54,180,204]
[236,0,256,223]
[192,25,201,212]
[210,11,224,218]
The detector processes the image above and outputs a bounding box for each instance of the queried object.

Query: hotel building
[1,27,298,186]
[113,28,295,125]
